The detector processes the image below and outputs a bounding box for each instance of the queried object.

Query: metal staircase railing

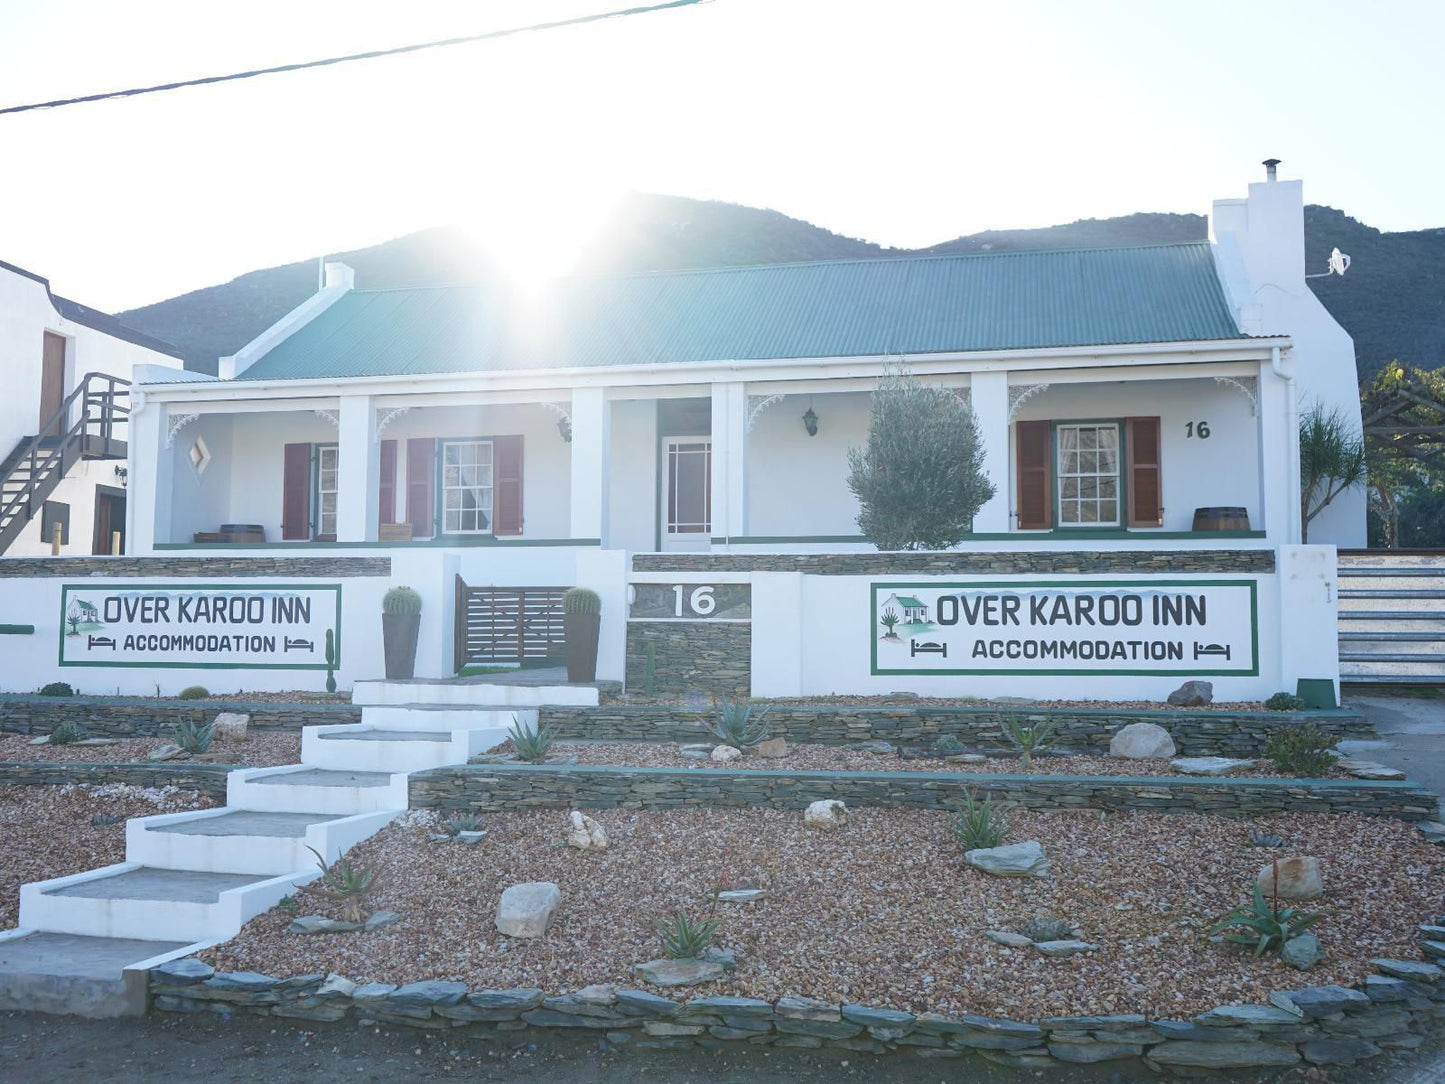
[0,372,130,556]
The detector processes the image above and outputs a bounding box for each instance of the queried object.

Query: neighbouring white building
[0,258,184,558]
[0,167,1363,701]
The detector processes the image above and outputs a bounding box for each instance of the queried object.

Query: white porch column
[336,395,378,543]
[569,388,610,543]
[971,372,1011,533]
[127,397,171,554]
[710,382,747,542]
[1257,358,1294,543]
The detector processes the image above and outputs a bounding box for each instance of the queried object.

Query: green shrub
[382,586,423,615]
[177,686,209,700]
[48,721,88,745]
[1018,915,1073,942]
[562,587,601,615]
[172,719,215,754]
[38,682,74,697]
[509,717,555,762]
[656,909,720,959]
[1001,714,1057,770]
[1265,692,1307,712]
[1264,722,1337,776]
[935,733,966,755]
[950,789,1011,851]
[444,814,485,836]
[1210,865,1324,957]
[709,699,770,750]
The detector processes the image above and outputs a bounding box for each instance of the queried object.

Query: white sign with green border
[59,583,342,670]
[871,579,1258,677]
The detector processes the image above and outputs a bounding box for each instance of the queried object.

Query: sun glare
[459,182,623,290]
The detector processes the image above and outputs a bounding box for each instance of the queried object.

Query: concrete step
[227,766,409,814]
[21,865,306,942]
[0,930,199,1018]
[352,678,598,708]
[358,704,533,731]
[1339,610,1445,622]
[1339,589,1445,600]
[1339,567,1445,577]
[301,723,507,772]
[127,808,398,875]
[1340,632,1445,643]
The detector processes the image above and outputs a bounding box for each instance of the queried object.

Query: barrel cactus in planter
[561,587,601,683]
[382,586,423,680]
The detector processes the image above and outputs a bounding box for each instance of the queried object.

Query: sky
[1,0,1443,312]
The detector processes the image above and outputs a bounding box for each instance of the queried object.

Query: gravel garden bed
[202,806,1444,1020]
[611,693,1270,711]
[0,732,301,768]
[0,783,217,927]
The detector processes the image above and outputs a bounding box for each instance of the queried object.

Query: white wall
[195,412,335,543]
[8,459,127,556]
[607,398,658,553]
[747,391,871,538]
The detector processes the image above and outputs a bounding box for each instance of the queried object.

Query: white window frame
[664,436,712,536]
[441,439,495,535]
[1055,422,1121,527]
[315,444,339,539]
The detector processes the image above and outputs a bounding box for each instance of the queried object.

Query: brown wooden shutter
[1126,416,1163,527]
[281,443,312,540]
[493,435,524,536]
[1015,420,1052,530]
[406,437,435,538]
[378,439,397,529]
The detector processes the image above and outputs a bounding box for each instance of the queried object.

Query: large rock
[965,840,1051,879]
[212,711,249,742]
[756,737,788,759]
[1171,756,1255,776]
[1281,933,1324,970]
[495,882,561,938]
[1335,758,1405,781]
[1167,680,1214,707]
[634,958,725,987]
[1033,940,1097,957]
[1109,722,1176,759]
[1256,857,1324,900]
[803,799,847,830]
[565,811,608,851]
[709,745,741,764]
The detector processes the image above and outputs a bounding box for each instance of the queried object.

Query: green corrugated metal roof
[237,242,1245,381]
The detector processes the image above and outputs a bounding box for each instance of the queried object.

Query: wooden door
[661,436,711,551]
[91,487,126,555]
[40,332,66,436]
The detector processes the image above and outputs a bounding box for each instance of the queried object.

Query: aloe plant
[950,789,1011,851]
[1001,714,1056,770]
[656,909,721,959]
[509,717,555,762]
[709,699,769,750]
[297,845,381,925]
[172,719,215,754]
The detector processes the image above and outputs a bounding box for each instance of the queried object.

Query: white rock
[803,799,847,830]
[716,888,768,903]
[964,840,1051,878]
[710,745,742,764]
[1256,856,1324,900]
[495,881,561,938]
[565,811,608,851]
[984,930,1033,947]
[212,711,250,742]
[1033,940,1099,957]
[1109,722,1176,759]
[1171,756,1256,776]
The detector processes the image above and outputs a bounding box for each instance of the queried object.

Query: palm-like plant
[296,845,381,925]
[880,608,900,638]
[1300,404,1366,543]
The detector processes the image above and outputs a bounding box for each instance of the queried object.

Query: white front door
[662,436,711,551]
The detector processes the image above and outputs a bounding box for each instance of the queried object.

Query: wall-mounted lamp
[802,406,818,437]
[114,465,128,487]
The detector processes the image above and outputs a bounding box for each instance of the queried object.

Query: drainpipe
[1271,345,1301,542]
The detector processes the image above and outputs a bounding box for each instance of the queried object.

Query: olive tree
[846,368,995,550]
[1300,404,1366,543]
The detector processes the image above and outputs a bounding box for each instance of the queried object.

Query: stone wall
[0,556,391,577]
[0,696,361,738]
[0,761,233,797]
[634,550,1276,575]
[625,623,750,698]
[541,705,1374,757]
[410,763,1437,821]
[148,958,1445,1074]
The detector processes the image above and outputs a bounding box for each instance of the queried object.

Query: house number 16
[1185,421,1211,438]
[672,585,717,616]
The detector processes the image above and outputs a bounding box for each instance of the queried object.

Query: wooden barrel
[1192,506,1251,532]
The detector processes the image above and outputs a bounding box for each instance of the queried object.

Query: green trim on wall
[155,538,601,550]
[0,624,35,635]
[710,531,1266,544]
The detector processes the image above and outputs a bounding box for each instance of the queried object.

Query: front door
[40,332,66,437]
[662,436,711,551]
[92,486,126,555]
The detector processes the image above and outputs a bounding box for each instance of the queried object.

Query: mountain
[116,193,1444,382]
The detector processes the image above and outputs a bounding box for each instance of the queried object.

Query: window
[1056,423,1120,526]
[442,440,494,533]
[665,437,711,535]
[315,445,339,538]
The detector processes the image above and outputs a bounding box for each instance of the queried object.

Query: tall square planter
[563,613,600,683]
[383,612,421,680]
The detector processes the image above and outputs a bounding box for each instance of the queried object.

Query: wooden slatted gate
[454,577,567,670]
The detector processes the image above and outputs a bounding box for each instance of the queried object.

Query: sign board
[871,579,1257,676]
[629,583,751,620]
[59,583,342,670]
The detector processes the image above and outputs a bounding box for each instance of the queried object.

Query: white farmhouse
[0,258,184,556]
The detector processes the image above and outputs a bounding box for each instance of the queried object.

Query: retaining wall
[633,550,1278,575]
[409,764,1438,821]
[0,761,233,798]
[541,705,1373,757]
[624,623,751,698]
[0,696,361,737]
[148,959,1445,1074]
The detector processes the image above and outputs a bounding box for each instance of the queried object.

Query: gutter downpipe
[1271,344,1301,543]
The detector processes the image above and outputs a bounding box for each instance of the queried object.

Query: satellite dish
[1306,247,1351,279]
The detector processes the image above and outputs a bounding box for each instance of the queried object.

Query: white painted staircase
[0,676,593,1017]
[1338,551,1445,685]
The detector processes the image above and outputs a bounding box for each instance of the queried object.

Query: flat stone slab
[318,730,451,743]
[0,932,188,980]
[1335,759,1406,781]
[251,769,393,788]
[42,868,267,904]
[147,811,344,838]
[634,958,725,987]
[1171,757,1256,776]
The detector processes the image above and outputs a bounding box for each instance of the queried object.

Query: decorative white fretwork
[746,393,785,432]
[314,409,340,428]
[1007,382,1051,422]
[948,387,973,410]
[1213,375,1259,417]
[375,406,410,439]
[164,412,199,448]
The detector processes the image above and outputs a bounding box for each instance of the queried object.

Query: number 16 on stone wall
[673,585,716,617]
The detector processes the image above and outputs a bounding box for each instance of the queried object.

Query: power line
[0,0,709,117]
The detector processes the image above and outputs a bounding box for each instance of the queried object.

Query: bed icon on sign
[284,637,315,653]
[1193,642,1231,661]
[910,640,948,658]
[87,635,115,650]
